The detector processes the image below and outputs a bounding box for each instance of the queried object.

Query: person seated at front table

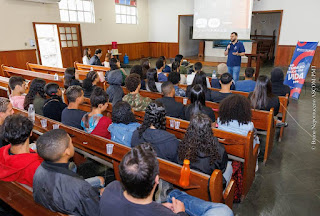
[185,84,215,122]
[168,72,186,97]
[211,63,236,90]
[235,67,256,92]
[270,67,291,97]
[99,143,234,216]
[61,86,86,130]
[23,78,46,115]
[187,62,211,88]
[211,73,233,103]
[82,48,91,65]
[82,70,100,98]
[8,76,26,110]
[89,48,103,66]
[108,101,140,147]
[103,52,112,68]
[186,71,212,101]
[131,102,179,162]
[146,68,162,93]
[159,56,171,73]
[156,59,168,82]
[81,87,112,139]
[64,67,82,89]
[33,129,104,216]
[0,115,43,187]
[123,74,152,112]
[43,83,67,122]
[156,81,185,119]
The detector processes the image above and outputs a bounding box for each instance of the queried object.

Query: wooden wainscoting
[0,49,37,69]
[275,45,320,67]
[149,42,179,59]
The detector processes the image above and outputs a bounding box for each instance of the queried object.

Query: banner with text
[284,41,318,99]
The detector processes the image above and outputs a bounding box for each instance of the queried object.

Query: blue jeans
[228,66,241,82]
[85,177,104,188]
[168,190,233,216]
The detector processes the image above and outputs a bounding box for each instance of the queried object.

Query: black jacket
[184,104,215,122]
[210,92,233,103]
[211,78,236,90]
[271,68,291,97]
[89,55,102,66]
[156,97,185,119]
[106,69,124,105]
[186,85,212,101]
[43,96,67,122]
[33,161,100,216]
[131,128,179,163]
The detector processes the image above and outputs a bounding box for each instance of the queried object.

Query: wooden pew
[14,108,235,209]
[0,76,10,97]
[74,62,111,72]
[0,181,66,216]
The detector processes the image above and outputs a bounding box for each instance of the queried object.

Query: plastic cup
[53,124,60,129]
[175,121,180,129]
[40,119,47,128]
[169,119,175,128]
[183,98,188,105]
[106,144,114,155]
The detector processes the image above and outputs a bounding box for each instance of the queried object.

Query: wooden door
[57,24,83,68]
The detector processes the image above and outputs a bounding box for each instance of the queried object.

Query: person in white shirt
[82,48,91,65]
[103,53,112,68]
[187,62,211,88]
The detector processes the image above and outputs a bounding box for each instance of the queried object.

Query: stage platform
[185,56,257,67]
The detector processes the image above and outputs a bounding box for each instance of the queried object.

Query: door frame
[177,14,194,55]
[33,22,83,66]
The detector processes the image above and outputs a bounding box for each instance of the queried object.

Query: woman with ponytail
[184,84,215,122]
[146,68,161,93]
[82,70,100,98]
[24,78,46,115]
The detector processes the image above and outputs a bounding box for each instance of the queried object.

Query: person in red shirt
[0,115,43,187]
[81,87,112,139]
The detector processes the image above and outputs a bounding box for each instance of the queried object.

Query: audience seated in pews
[123,74,152,111]
[185,84,215,122]
[108,101,141,147]
[131,102,179,162]
[175,54,188,75]
[271,67,291,97]
[33,129,104,216]
[146,68,161,92]
[8,76,26,110]
[64,67,82,89]
[83,70,100,98]
[140,58,150,81]
[168,72,186,97]
[235,67,256,92]
[186,71,212,101]
[23,78,46,115]
[104,52,112,68]
[61,86,86,130]
[81,87,112,139]
[0,98,14,147]
[178,113,231,188]
[156,59,168,82]
[82,48,91,65]
[249,75,280,116]
[106,69,124,105]
[100,143,233,216]
[211,63,235,90]
[172,61,187,85]
[156,81,185,119]
[187,62,211,88]
[89,48,103,66]
[159,56,171,73]
[43,83,67,122]
[105,58,127,85]
[0,115,42,187]
[130,65,146,90]
[211,73,233,103]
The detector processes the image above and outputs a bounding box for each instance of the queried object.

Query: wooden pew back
[74,62,111,72]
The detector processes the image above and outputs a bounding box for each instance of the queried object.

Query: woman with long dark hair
[64,67,81,89]
[108,101,140,147]
[184,84,215,122]
[186,71,212,100]
[130,65,146,90]
[249,75,280,116]
[146,68,161,92]
[82,48,91,65]
[82,70,100,98]
[24,78,46,115]
[131,101,179,162]
[140,58,150,80]
[178,113,231,187]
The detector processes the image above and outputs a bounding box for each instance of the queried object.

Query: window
[115,0,137,24]
[59,0,95,23]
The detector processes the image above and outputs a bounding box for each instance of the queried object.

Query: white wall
[0,0,149,51]
[179,16,199,56]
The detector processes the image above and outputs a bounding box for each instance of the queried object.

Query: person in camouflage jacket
[123,74,152,111]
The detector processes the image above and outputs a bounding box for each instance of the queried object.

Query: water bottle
[123,53,129,64]
[212,70,217,79]
[28,104,35,123]
[179,159,190,187]
[54,73,59,81]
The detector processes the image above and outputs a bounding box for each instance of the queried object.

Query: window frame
[59,0,95,24]
[115,0,138,25]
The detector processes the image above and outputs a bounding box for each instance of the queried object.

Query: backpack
[232,161,243,203]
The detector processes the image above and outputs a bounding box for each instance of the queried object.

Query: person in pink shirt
[9,76,26,110]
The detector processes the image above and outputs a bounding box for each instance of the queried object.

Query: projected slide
[193,0,253,40]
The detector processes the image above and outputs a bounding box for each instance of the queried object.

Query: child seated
[81,87,112,139]
[61,86,86,130]
[33,129,103,216]
[9,76,26,109]
[123,74,152,111]
[43,83,67,122]
[0,115,43,187]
